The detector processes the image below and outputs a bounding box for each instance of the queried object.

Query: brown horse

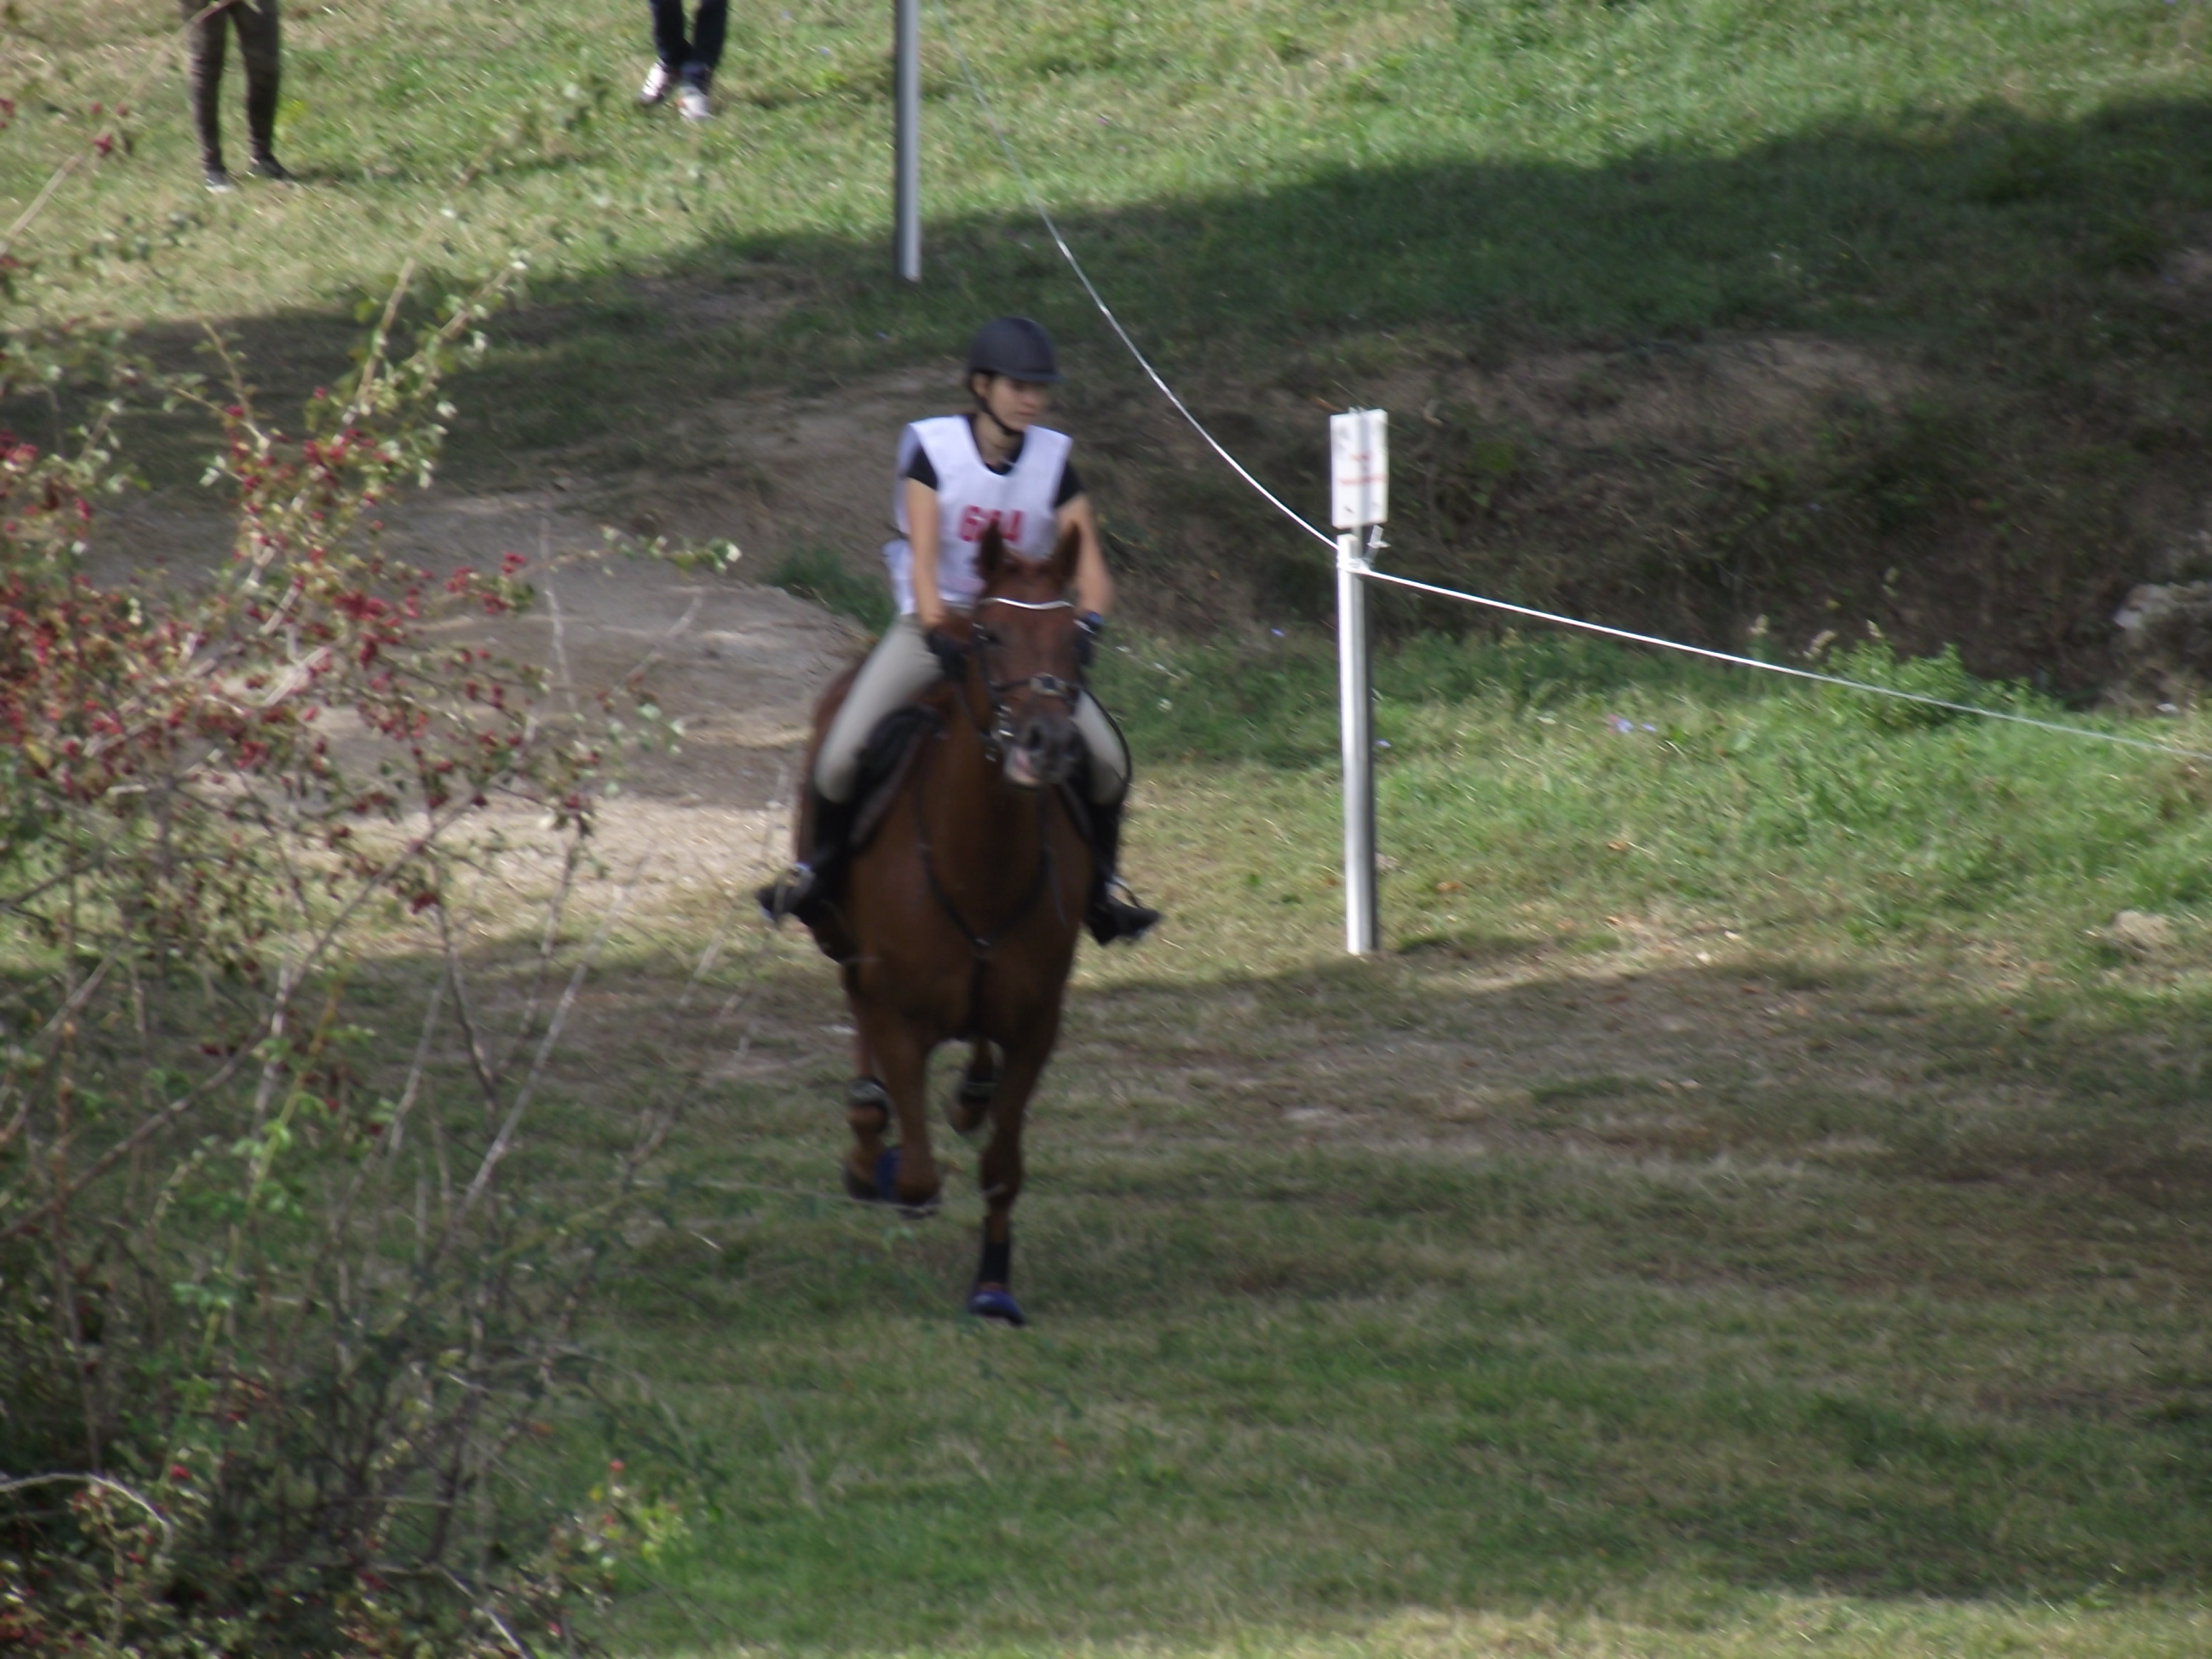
[791,522,1093,1325]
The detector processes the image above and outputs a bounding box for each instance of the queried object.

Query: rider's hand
[925,626,968,680]
[1075,610,1105,669]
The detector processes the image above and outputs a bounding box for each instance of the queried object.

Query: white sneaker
[639,62,674,105]
[677,83,711,122]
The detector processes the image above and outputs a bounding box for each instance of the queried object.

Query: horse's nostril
[1015,719,1080,781]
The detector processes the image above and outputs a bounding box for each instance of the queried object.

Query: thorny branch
[0,217,693,1650]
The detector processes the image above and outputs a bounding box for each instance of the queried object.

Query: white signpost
[1330,410,1388,955]
[894,0,920,282]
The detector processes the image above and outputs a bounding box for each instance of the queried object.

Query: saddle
[849,701,940,853]
[791,687,1102,965]
[844,698,1096,853]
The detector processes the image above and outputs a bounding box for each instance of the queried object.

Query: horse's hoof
[966,1284,1027,1327]
[842,1161,882,1204]
[845,1146,941,1218]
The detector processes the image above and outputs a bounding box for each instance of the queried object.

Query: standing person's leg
[642,0,689,102]
[231,0,289,179]
[181,0,231,189]
[683,0,728,89]
[673,0,725,117]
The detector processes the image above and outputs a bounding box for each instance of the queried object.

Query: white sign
[1329,408,1388,529]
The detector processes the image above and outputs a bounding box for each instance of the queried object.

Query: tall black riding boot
[1083,793,1160,945]
[756,787,858,925]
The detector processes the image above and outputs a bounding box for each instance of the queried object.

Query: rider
[760,316,1159,945]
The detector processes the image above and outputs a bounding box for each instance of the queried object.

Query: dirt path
[95,479,867,899]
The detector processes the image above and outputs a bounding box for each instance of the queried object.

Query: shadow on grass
[430,97,2212,444]
[6,875,2203,1650]
[24,92,2200,441]
[557,933,2212,1652]
[40,96,2212,691]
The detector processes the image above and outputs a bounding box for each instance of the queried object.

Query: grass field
[507,636,2212,1656]
[12,0,2212,679]
[9,0,2210,346]
[10,1,2212,1654]
[8,2,2212,493]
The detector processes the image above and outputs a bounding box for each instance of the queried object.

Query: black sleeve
[1053,460,1084,508]
[904,447,939,490]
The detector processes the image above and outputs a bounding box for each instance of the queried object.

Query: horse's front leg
[966,1020,1058,1326]
[848,1002,943,1215]
[840,967,890,1179]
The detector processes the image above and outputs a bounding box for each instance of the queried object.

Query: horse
[790,521,1094,1326]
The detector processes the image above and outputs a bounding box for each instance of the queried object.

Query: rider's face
[975,373,1051,432]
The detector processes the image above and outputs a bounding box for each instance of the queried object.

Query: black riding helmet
[966,315,1061,385]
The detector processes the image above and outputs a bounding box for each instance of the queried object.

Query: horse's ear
[1046,522,1081,592]
[976,520,1007,588]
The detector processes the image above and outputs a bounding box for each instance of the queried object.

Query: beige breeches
[814,616,1128,804]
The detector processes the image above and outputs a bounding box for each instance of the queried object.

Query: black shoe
[248,154,294,182]
[1079,789,1159,944]
[763,789,858,924]
[1086,880,1160,946]
[756,863,822,926]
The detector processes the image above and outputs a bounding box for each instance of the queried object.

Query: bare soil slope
[92,475,864,899]
[449,274,2212,693]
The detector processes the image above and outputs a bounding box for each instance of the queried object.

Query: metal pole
[1337,531,1377,954]
[893,0,921,283]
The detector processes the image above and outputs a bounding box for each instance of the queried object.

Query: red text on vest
[957,506,1025,544]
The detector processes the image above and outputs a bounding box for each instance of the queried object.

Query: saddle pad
[851,703,939,850]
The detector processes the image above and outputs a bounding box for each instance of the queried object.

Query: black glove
[925,627,968,680]
[1075,610,1105,669]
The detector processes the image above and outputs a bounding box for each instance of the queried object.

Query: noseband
[968,595,1081,759]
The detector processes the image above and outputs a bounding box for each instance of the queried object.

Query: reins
[912,595,1082,1029]
[911,717,1061,1033]
[912,742,1058,951]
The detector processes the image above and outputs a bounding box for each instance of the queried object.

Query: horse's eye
[974,629,998,647]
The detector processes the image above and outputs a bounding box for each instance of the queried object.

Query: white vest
[881,415,1073,615]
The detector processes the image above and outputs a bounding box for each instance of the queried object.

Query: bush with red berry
[0,265,685,1655]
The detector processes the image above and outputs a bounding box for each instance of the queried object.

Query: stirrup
[755,863,819,926]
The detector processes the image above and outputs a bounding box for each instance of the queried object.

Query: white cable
[929,0,1336,549]
[1357,566,2212,763]
[930,4,2209,767]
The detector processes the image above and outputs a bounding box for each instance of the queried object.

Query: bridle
[914,592,1085,995]
[966,595,1081,760]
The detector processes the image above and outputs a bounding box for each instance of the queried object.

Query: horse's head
[967,521,1084,791]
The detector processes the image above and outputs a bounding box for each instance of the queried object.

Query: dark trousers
[649,0,727,87]
[183,0,282,172]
